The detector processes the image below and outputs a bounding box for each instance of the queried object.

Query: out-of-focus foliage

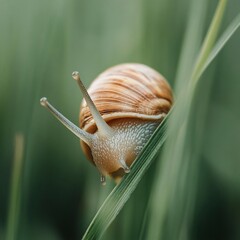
[0,0,239,239]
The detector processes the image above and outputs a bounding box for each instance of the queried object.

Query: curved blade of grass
[197,12,240,81]
[82,0,240,239]
[190,0,227,85]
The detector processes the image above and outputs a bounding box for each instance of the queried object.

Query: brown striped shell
[79,63,173,163]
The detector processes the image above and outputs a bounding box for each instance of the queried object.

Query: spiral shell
[79,63,173,163]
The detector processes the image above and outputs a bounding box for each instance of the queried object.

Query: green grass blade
[6,134,24,240]
[147,0,229,239]
[198,12,240,80]
[82,113,170,239]
[191,0,228,84]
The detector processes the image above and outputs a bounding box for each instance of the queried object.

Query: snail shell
[79,63,173,179]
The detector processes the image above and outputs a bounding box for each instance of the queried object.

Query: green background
[0,0,240,239]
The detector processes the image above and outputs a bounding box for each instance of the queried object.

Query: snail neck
[91,118,159,180]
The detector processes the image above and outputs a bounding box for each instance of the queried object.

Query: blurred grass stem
[6,134,24,240]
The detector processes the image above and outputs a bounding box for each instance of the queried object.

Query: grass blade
[6,134,24,240]
[198,12,240,80]
[147,0,229,239]
[191,0,227,84]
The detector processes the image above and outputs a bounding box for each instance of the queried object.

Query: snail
[40,63,173,184]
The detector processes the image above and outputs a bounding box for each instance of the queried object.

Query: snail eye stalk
[40,97,93,146]
[72,71,113,137]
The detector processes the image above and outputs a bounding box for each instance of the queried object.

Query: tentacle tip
[124,167,130,174]
[100,175,106,186]
[119,159,130,173]
[40,97,48,107]
[72,71,80,81]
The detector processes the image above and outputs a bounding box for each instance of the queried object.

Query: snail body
[40,63,173,184]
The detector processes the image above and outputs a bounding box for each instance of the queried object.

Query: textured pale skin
[90,118,159,178]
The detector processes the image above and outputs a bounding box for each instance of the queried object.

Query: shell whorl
[79,63,173,133]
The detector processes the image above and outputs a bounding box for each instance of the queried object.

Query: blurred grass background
[0,0,240,239]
